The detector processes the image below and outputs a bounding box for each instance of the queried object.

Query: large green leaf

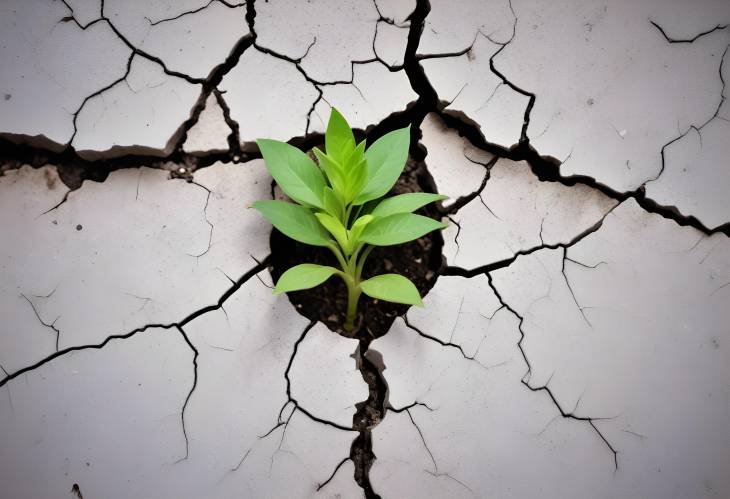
[353,126,411,205]
[325,108,355,164]
[257,139,326,209]
[360,274,423,306]
[274,264,340,294]
[252,200,332,247]
[371,193,448,218]
[315,212,350,252]
[359,213,447,246]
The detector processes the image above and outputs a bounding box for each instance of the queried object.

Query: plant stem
[355,245,375,282]
[344,279,361,332]
[327,243,348,271]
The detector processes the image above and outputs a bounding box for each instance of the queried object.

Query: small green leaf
[325,108,355,164]
[323,187,344,221]
[315,212,350,252]
[344,139,366,172]
[252,200,332,247]
[314,148,346,196]
[359,213,447,246]
[371,193,448,218]
[354,126,411,205]
[348,214,374,246]
[360,274,423,306]
[274,264,340,294]
[257,139,326,209]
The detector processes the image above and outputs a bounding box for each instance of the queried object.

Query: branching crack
[560,248,593,328]
[442,202,618,277]
[403,317,491,370]
[644,43,730,192]
[20,293,62,352]
[485,274,620,470]
[1,256,271,473]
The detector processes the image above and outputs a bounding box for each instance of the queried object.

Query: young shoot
[253,108,447,331]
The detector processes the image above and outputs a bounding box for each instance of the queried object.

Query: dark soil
[268,156,444,339]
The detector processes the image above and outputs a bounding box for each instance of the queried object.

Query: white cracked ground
[1,0,729,498]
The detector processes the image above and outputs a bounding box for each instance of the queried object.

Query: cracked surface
[442,158,617,270]
[2,0,730,497]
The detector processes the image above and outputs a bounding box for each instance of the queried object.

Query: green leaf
[360,274,423,306]
[353,126,411,205]
[345,158,368,204]
[371,193,448,218]
[348,214,374,246]
[274,264,340,294]
[323,187,344,221]
[314,148,346,196]
[252,200,332,247]
[359,213,447,246]
[344,139,366,171]
[257,139,326,209]
[325,108,355,164]
[315,212,350,253]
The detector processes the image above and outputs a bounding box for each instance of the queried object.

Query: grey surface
[1,0,729,497]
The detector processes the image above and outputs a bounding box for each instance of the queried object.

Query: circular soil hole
[268,156,444,339]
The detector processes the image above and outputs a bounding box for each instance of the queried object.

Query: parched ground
[1,1,729,498]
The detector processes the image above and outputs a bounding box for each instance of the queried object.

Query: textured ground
[1,1,729,498]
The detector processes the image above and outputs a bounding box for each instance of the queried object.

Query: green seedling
[252,108,447,331]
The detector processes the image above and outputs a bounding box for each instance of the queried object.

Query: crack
[20,293,62,352]
[58,0,103,30]
[347,338,388,499]
[446,215,461,259]
[146,0,246,26]
[231,448,251,472]
[440,155,498,215]
[644,43,730,188]
[68,52,135,146]
[387,400,435,413]
[405,407,437,471]
[0,256,269,390]
[483,1,536,144]
[560,247,593,328]
[372,0,412,28]
[649,19,728,44]
[213,89,244,158]
[424,469,475,495]
[485,274,619,470]
[316,456,351,491]
[275,322,354,432]
[187,181,214,261]
[174,324,199,463]
[5,0,259,175]
[442,202,618,277]
[403,316,491,370]
[429,108,730,237]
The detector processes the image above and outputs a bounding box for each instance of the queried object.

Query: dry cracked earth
[1,1,729,498]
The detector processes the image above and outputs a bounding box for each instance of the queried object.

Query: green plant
[252,108,447,331]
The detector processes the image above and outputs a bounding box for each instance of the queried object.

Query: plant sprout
[253,108,447,331]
